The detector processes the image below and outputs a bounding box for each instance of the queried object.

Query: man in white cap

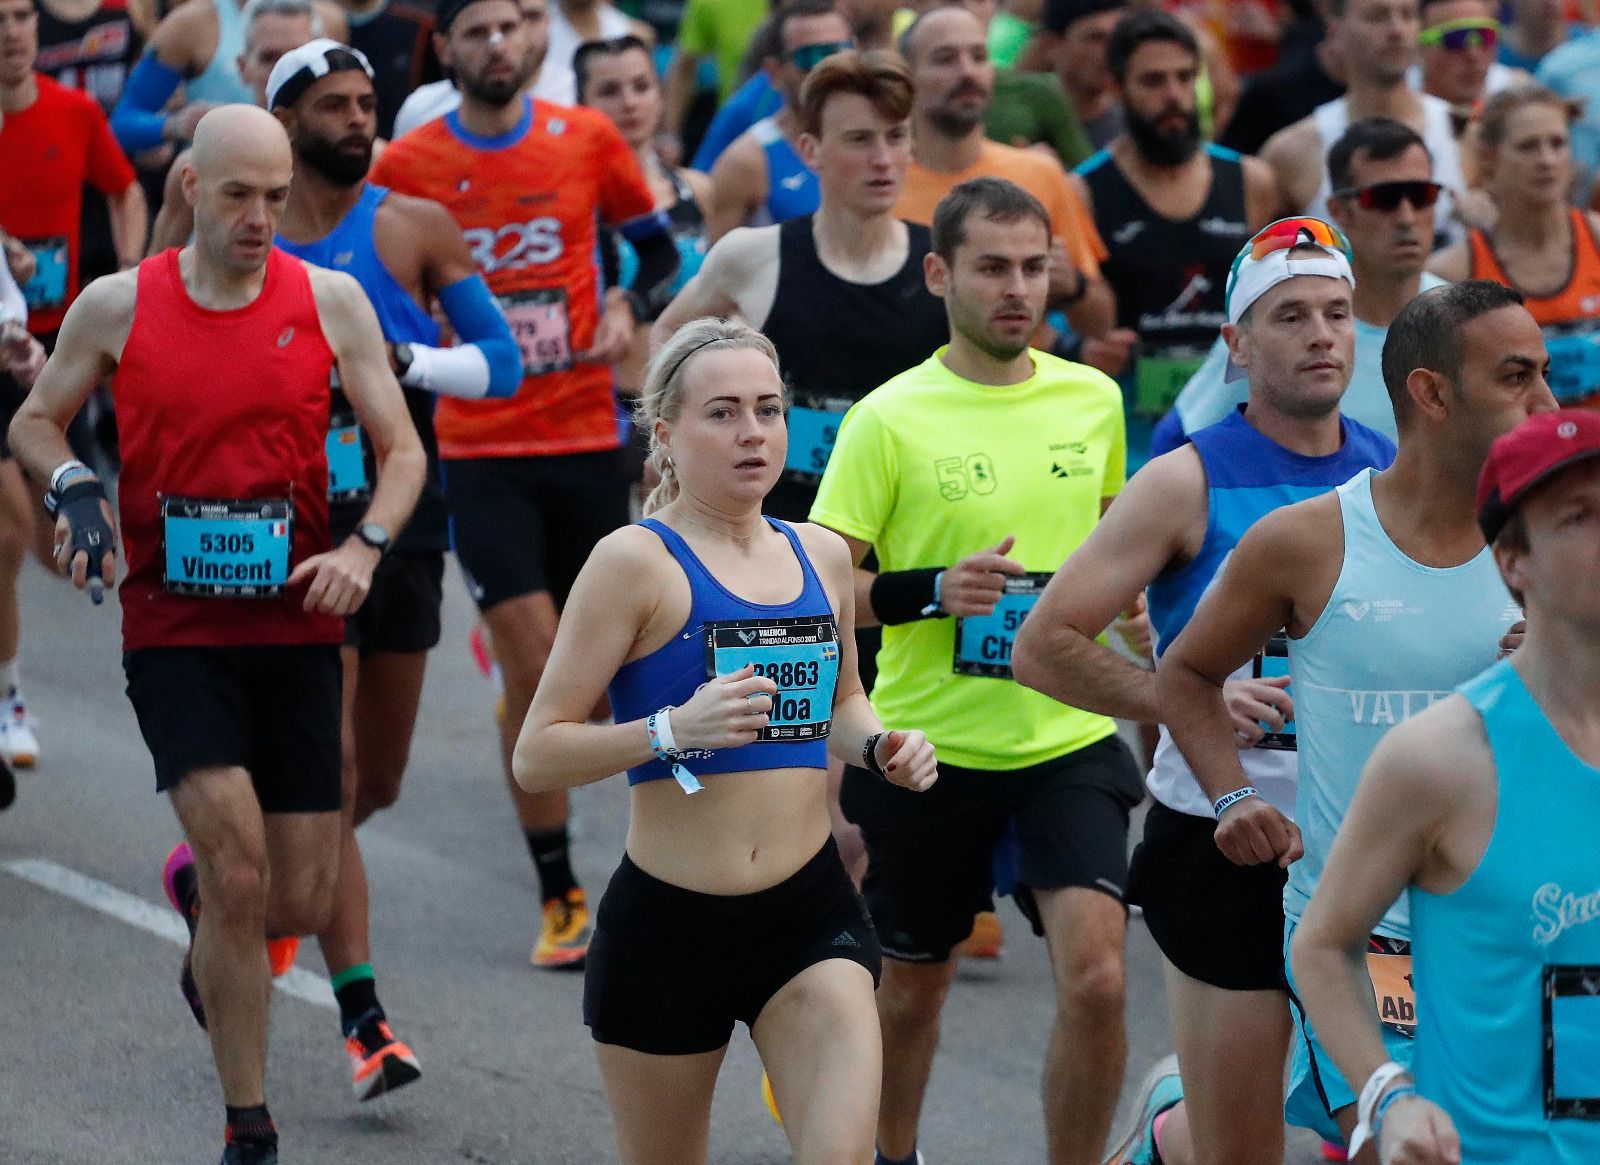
[1012,217,1394,1165]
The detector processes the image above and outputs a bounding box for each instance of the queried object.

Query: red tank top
[113,248,344,650]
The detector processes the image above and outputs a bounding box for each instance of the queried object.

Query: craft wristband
[646,708,702,795]
[869,568,945,625]
[1349,1061,1413,1158]
[1212,786,1259,818]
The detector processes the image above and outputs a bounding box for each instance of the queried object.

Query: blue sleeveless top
[610,517,839,785]
[1147,407,1395,656]
[1411,659,1600,1163]
[185,0,253,106]
[751,117,819,224]
[274,184,440,347]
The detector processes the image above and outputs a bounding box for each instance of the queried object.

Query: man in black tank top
[1071,10,1275,454]
[653,50,947,526]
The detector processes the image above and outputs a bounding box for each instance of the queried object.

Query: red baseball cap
[1477,409,1600,543]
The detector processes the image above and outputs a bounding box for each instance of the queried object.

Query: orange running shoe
[267,937,300,978]
[532,889,591,969]
[345,1013,422,1102]
[955,910,1004,960]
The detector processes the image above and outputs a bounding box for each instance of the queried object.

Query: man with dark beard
[266,38,519,1101]
[1073,9,1277,453]
[371,0,678,971]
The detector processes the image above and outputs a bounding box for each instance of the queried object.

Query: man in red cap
[1289,406,1600,1165]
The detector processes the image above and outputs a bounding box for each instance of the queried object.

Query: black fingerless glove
[48,478,114,591]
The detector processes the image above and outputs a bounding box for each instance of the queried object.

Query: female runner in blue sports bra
[513,317,938,1165]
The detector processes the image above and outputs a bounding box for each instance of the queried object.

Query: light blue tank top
[1411,659,1600,1164]
[185,0,253,106]
[1284,469,1519,937]
[1143,409,1395,818]
[751,117,819,225]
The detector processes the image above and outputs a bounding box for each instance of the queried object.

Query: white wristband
[654,706,679,754]
[1349,1060,1412,1158]
[49,459,92,494]
[1213,786,1259,818]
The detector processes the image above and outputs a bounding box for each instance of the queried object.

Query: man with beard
[371,0,677,970]
[811,177,1142,1165]
[895,4,1114,343]
[265,38,519,1099]
[1073,8,1277,450]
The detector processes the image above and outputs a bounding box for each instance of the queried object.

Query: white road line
[2,857,334,1011]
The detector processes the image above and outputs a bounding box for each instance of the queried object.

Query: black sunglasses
[1332,180,1444,211]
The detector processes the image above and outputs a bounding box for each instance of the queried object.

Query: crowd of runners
[3,0,1600,1161]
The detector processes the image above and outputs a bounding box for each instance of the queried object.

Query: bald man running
[10,105,425,1165]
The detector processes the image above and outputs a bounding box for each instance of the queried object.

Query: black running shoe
[219,1140,278,1164]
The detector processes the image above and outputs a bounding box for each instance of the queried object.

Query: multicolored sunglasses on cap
[788,40,853,72]
[1241,216,1353,263]
[1419,17,1499,52]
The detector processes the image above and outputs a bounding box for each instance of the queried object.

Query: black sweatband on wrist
[862,732,887,778]
[870,567,945,625]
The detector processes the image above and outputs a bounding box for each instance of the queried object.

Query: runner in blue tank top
[1291,407,1600,1165]
[1160,281,1556,1156]
[512,318,935,1165]
[1015,217,1391,1165]
[266,40,519,1103]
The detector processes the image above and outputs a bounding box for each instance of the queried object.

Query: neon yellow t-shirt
[809,349,1127,771]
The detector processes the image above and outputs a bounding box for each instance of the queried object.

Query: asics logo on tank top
[781,173,807,191]
[277,327,295,347]
[1112,220,1145,245]
[1533,882,1600,945]
[463,219,564,273]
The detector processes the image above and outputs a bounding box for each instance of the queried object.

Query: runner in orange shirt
[371,0,680,968]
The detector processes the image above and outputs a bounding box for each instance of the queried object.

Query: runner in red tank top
[8,105,424,1165]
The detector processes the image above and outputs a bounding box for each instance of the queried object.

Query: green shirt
[676,0,767,100]
[988,69,1094,172]
[809,349,1126,770]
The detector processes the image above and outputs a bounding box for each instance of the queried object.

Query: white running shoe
[2,691,39,768]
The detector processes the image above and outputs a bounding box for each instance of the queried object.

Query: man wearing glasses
[1013,218,1394,1165]
[703,0,852,239]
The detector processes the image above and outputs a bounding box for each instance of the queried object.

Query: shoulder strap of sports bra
[766,517,831,605]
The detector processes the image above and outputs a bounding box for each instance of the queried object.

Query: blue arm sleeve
[437,274,521,399]
[111,54,184,154]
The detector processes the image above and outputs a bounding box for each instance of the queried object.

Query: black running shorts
[1126,799,1289,992]
[841,734,1144,963]
[442,451,629,612]
[343,550,445,655]
[584,837,881,1055]
[123,644,342,813]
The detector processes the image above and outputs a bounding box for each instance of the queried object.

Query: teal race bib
[704,615,839,741]
[1544,965,1600,1119]
[326,411,372,503]
[783,397,851,483]
[1251,632,1296,750]
[21,236,68,313]
[161,497,293,598]
[952,573,1051,678]
[1543,329,1600,406]
[1133,348,1208,419]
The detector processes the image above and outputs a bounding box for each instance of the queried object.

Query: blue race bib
[952,573,1051,678]
[161,497,293,598]
[21,236,68,312]
[1251,632,1296,750]
[1544,329,1600,406]
[704,615,839,741]
[1545,965,1600,1119]
[783,400,849,482]
[326,411,371,503]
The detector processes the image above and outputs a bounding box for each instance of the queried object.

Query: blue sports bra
[609,517,839,785]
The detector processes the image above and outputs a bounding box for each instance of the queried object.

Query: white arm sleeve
[400,342,493,399]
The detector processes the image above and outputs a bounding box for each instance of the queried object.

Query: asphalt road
[0,559,1325,1164]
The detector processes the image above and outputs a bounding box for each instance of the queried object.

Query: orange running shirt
[372,97,655,458]
[895,139,1107,274]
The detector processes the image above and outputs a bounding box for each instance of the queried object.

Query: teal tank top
[1411,659,1600,1163]
[1285,469,1519,936]
[185,0,252,106]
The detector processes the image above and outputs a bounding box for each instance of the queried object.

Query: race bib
[500,287,572,376]
[704,615,839,741]
[1251,633,1296,751]
[325,410,371,503]
[1133,348,1208,419]
[1543,330,1600,407]
[1544,964,1600,1119]
[953,573,1051,679]
[783,397,851,483]
[21,236,68,313]
[1366,936,1415,1039]
[161,497,293,598]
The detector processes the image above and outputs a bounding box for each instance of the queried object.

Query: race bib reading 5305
[161,497,292,598]
[704,615,839,741]
[953,573,1052,679]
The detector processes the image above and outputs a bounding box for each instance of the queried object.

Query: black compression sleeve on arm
[870,568,945,625]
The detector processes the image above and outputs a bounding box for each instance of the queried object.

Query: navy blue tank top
[610,517,840,785]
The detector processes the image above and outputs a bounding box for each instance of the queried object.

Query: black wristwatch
[354,522,391,556]
[391,342,415,383]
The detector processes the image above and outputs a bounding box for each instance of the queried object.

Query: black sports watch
[391,342,415,383]
[355,522,391,556]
